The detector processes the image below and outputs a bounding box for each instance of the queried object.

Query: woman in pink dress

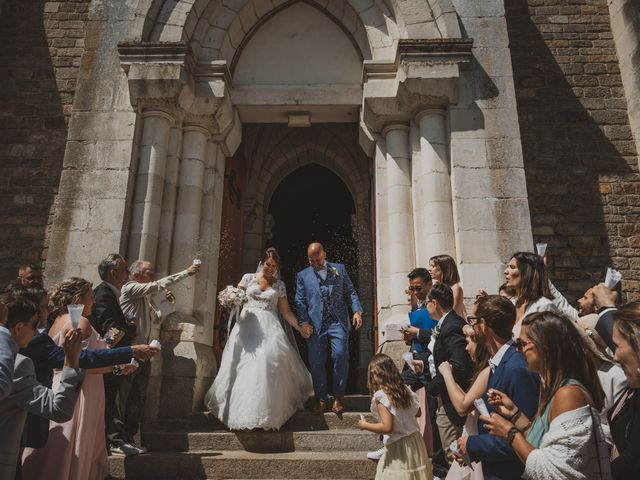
[22,277,116,480]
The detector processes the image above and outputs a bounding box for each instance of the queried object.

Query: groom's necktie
[314,270,334,328]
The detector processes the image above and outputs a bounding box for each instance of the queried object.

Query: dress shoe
[312,400,327,414]
[331,398,345,414]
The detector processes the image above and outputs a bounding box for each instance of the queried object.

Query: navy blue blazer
[19,331,132,448]
[295,262,362,332]
[466,345,540,480]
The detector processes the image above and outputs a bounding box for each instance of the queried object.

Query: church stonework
[1,0,639,425]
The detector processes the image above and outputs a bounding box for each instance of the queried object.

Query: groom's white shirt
[316,262,328,281]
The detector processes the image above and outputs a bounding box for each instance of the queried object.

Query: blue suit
[19,331,132,448]
[466,345,540,480]
[295,262,361,401]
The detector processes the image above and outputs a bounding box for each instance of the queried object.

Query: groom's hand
[352,312,362,330]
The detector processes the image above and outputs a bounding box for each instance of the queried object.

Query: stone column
[127,110,173,264]
[382,124,415,327]
[155,125,182,278]
[170,125,209,315]
[414,109,456,262]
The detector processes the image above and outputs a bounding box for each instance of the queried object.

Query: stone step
[108,450,377,479]
[142,429,381,453]
[159,411,374,432]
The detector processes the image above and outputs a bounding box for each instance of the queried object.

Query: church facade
[1,0,639,423]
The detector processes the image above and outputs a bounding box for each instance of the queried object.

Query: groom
[295,243,362,414]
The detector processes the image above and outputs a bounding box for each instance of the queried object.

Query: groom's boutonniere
[432,323,442,341]
[329,266,339,277]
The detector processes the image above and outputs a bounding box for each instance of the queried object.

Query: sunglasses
[514,338,532,352]
[465,315,480,326]
[408,286,423,292]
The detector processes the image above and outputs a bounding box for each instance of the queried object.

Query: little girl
[358,354,432,480]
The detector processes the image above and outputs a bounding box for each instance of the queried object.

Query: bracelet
[509,408,522,423]
[520,421,532,433]
[506,426,520,445]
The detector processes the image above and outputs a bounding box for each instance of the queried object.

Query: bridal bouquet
[218,286,248,310]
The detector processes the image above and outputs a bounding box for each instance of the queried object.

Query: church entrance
[266,164,361,393]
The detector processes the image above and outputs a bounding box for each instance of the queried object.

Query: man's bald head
[307,243,326,270]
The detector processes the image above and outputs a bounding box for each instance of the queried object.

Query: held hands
[299,323,313,339]
[487,388,517,418]
[121,364,137,376]
[352,312,362,330]
[131,344,161,361]
[62,328,83,368]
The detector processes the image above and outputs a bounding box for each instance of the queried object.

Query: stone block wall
[506,0,640,302]
[0,0,89,286]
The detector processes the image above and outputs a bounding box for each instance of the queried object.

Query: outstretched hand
[62,328,83,368]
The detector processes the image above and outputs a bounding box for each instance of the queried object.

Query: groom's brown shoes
[331,398,344,415]
[312,400,327,414]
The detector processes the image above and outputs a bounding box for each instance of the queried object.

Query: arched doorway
[266,163,362,393]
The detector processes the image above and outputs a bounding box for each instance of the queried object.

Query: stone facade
[1,0,640,423]
[0,0,89,283]
[505,0,640,302]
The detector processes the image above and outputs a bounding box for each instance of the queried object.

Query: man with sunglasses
[457,295,540,480]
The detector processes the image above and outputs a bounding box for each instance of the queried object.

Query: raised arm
[440,363,490,416]
[122,267,194,299]
[548,281,579,321]
[0,325,16,401]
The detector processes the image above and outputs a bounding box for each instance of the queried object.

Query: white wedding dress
[205,273,314,430]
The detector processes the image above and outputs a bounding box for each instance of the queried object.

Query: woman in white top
[358,354,432,480]
[504,252,557,336]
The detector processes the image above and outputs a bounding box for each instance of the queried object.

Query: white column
[194,141,226,343]
[415,109,456,260]
[128,110,173,263]
[155,125,181,278]
[170,125,209,316]
[382,124,415,321]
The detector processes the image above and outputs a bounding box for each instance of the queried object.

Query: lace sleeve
[238,273,253,289]
[276,280,287,298]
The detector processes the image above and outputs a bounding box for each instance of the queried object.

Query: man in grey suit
[0,294,85,477]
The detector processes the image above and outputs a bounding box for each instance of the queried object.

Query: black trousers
[120,360,151,440]
[103,373,128,448]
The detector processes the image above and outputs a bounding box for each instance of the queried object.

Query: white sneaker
[367,447,385,460]
[110,443,140,456]
[129,442,148,454]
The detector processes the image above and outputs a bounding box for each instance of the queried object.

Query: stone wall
[506,0,640,302]
[0,0,89,286]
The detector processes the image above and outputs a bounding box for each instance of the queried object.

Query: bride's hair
[261,247,280,266]
[367,353,412,409]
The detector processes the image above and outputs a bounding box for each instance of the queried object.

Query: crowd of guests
[358,253,639,480]
[0,257,199,479]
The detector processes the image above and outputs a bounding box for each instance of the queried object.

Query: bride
[205,247,314,430]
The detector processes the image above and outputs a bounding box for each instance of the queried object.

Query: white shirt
[428,310,452,379]
[316,262,328,281]
[372,389,420,445]
[489,340,514,373]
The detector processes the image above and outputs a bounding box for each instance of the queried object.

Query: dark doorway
[267,163,360,393]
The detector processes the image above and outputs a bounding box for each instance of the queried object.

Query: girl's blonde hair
[367,353,412,409]
[49,277,93,319]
